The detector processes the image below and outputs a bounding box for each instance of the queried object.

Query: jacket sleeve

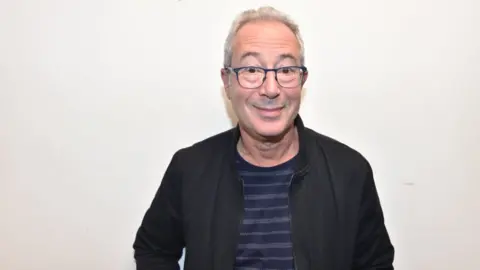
[133,150,185,270]
[353,162,395,269]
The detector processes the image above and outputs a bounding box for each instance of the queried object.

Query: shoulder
[304,127,372,174]
[170,128,234,165]
[303,127,377,205]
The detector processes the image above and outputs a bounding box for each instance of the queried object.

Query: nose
[259,71,280,98]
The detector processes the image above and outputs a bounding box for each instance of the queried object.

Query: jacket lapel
[303,143,339,269]
[211,164,244,270]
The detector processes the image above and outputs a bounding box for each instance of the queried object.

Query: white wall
[1,0,479,269]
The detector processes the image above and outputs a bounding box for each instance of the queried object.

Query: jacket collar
[229,114,310,175]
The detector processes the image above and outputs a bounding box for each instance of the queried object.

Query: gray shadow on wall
[220,86,309,128]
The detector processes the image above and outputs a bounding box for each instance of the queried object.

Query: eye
[278,67,295,74]
[280,67,291,73]
[245,67,259,73]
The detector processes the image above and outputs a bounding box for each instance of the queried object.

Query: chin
[239,109,296,139]
[251,119,289,138]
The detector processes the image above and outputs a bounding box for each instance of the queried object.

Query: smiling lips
[254,105,284,117]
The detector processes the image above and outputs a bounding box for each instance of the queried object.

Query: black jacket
[133,116,395,270]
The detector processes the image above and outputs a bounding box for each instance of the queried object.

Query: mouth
[255,106,283,111]
[253,105,284,117]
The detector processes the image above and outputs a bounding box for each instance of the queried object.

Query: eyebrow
[238,52,299,66]
[276,53,297,63]
[239,51,261,62]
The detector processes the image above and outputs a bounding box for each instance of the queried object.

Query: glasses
[225,66,307,89]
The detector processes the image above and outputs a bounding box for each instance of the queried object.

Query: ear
[221,68,232,100]
[301,70,308,86]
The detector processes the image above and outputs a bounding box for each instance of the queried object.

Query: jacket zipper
[288,173,299,270]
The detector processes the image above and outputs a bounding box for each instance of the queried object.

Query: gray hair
[223,6,305,67]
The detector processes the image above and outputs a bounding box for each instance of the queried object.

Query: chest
[235,172,296,269]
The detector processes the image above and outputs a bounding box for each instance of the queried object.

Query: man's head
[221,6,308,140]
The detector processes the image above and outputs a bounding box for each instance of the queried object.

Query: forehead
[231,20,301,65]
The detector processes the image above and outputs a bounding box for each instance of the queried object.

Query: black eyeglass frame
[224,65,308,89]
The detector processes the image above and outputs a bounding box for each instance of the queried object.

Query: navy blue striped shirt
[234,150,296,270]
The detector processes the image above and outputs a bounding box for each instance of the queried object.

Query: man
[133,6,394,270]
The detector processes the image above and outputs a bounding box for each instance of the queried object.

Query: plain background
[1,0,479,269]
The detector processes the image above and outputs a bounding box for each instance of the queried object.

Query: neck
[237,124,299,167]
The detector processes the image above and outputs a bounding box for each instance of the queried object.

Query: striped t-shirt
[234,150,296,270]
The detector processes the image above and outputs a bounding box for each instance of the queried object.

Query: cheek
[285,89,302,104]
[229,89,253,117]
[232,88,254,106]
